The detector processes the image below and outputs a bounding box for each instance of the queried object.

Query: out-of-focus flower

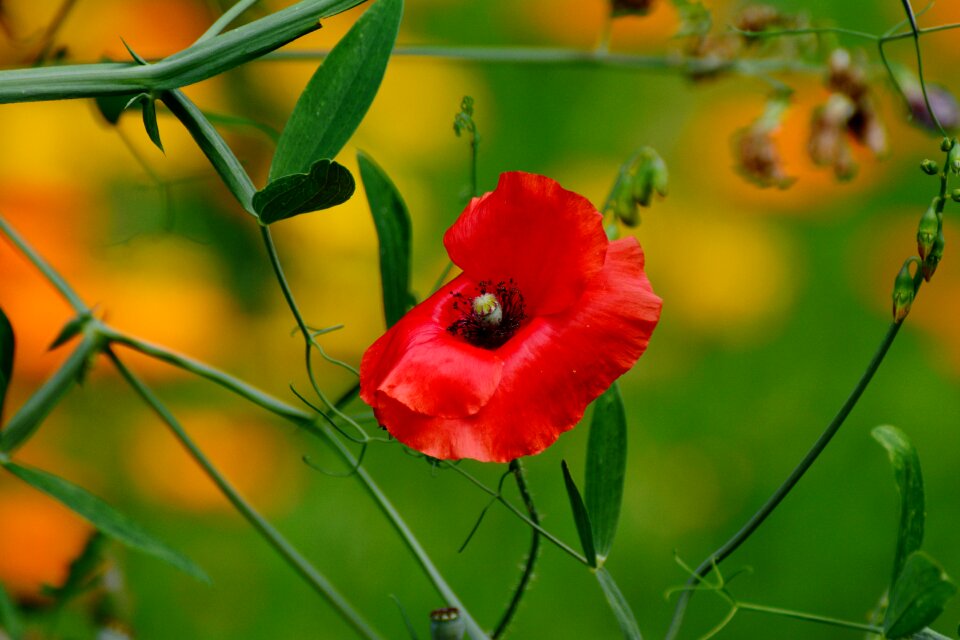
[808,93,858,180]
[734,93,795,189]
[906,84,960,132]
[360,173,662,462]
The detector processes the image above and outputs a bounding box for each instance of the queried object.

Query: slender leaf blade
[0,306,14,425]
[0,580,24,640]
[561,460,597,567]
[585,382,627,561]
[884,551,956,639]
[269,0,403,180]
[141,97,164,152]
[873,425,925,584]
[357,151,412,328]
[3,462,207,582]
[254,159,355,223]
[596,567,643,640]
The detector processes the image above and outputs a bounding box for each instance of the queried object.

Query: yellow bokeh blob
[125,410,300,515]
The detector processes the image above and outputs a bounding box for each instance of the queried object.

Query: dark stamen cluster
[447,279,525,349]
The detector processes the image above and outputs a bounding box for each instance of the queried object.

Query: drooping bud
[920,159,939,175]
[430,608,466,640]
[892,259,918,322]
[608,146,668,227]
[917,202,941,260]
[948,140,960,174]
[922,226,946,282]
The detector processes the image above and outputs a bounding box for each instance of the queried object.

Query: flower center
[448,280,525,349]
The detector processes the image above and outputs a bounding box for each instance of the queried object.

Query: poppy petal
[443,172,607,316]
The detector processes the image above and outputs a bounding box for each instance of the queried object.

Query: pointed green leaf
[94,92,137,125]
[873,425,925,585]
[596,567,643,640]
[585,383,627,561]
[141,96,164,152]
[2,462,207,583]
[0,306,14,426]
[48,313,92,351]
[0,581,24,640]
[357,151,412,328]
[1,333,98,454]
[561,460,597,567]
[254,159,355,223]
[884,551,956,639]
[269,0,403,180]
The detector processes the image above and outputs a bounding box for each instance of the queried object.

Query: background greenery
[0,0,958,638]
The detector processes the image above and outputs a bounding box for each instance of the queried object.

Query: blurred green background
[1,0,959,638]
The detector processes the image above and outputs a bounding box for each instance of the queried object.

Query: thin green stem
[734,25,878,41]
[195,0,262,45]
[491,460,541,639]
[106,349,384,640]
[736,601,882,634]
[665,320,905,640]
[443,462,589,566]
[899,0,947,137]
[0,214,86,313]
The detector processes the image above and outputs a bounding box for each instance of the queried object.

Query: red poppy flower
[359,172,662,462]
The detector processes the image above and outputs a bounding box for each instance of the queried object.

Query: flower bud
[892,260,917,322]
[952,188,960,203]
[920,159,939,175]
[917,203,941,260]
[609,146,668,227]
[949,141,960,175]
[922,227,945,282]
[430,608,466,640]
[941,137,954,152]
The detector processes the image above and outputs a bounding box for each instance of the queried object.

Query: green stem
[443,462,589,566]
[899,0,947,137]
[106,349,384,640]
[0,0,365,103]
[0,214,86,313]
[195,0,263,45]
[666,321,904,640]
[492,460,541,639]
[736,601,882,634]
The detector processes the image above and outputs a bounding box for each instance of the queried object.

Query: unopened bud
[430,608,466,640]
[917,203,941,260]
[952,188,960,203]
[921,159,939,175]
[892,260,917,322]
[609,146,669,227]
[923,227,946,282]
[949,141,960,174]
[941,137,954,152]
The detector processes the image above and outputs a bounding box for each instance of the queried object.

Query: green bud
[430,608,466,640]
[608,146,668,227]
[612,183,639,226]
[922,226,945,281]
[892,259,917,323]
[949,142,960,174]
[941,137,954,152]
[952,188,960,203]
[916,203,941,260]
[921,159,939,175]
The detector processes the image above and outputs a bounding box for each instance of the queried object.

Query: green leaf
[873,425,925,585]
[0,306,14,426]
[884,551,956,639]
[561,460,597,567]
[2,462,207,582]
[0,333,98,454]
[908,629,952,639]
[268,0,403,180]
[48,313,92,351]
[357,151,412,328]
[253,159,355,223]
[0,580,24,640]
[94,93,137,125]
[596,567,643,640]
[141,96,164,152]
[585,383,627,561]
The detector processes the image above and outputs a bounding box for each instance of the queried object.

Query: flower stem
[665,320,904,640]
[899,0,948,138]
[492,460,541,639]
[105,349,385,640]
[735,601,882,634]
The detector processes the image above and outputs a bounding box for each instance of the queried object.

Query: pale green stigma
[472,293,502,326]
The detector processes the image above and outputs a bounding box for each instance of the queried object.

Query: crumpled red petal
[365,238,662,462]
[444,172,607,316]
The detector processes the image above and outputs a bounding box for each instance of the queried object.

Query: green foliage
[872,425,925,585]
[585,383,627,561]
[596,567,643,640]
[124,93,164,152]
[253,159,355,223]
[1,462,208,583]
[357,151,413,328]
[94,93,137,125]
[0,581,23,640]
[671,0,711,37]
[884,551,956,639]
[48,313,92,351]
[269,0,404,181]
[560,460,597,568]
[0,306,13,426]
